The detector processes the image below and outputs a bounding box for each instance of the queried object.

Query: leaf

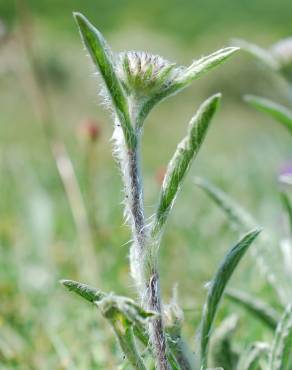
[244,95,292,134]
[225,288,280,330]
[171,47,240,94]
[73,12,136,149]
[231,38,280,71]
[199,228,261,370]
[194,177,254,231]
[60,279,105,303]
[138,48,239,125]
[236,342,270,370]
[270,304,292,370]
[153,94,221,235]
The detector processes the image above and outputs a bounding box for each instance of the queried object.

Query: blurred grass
[0,0,292,368]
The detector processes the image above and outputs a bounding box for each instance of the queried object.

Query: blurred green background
[1,0,292,369]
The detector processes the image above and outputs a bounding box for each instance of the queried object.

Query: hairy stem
[147,272,170,370]
[121,128,169,369]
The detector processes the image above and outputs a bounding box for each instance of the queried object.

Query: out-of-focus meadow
[1,1,292,368]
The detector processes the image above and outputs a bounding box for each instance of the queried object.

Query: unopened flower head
[116,51,179,100]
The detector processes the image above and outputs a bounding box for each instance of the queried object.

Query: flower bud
[116,51,178,100]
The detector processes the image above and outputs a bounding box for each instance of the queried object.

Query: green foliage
[154,94,221,235]
[199,229,261,370]
[62,12,246,370]
[61,279,105,303]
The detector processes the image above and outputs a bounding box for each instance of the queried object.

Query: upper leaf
[74,12,136,149]
[153,94,221,235]
[199,228,261,370]
[138,48,239,124]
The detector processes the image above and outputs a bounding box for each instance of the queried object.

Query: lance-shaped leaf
[74,12,136,149]
[244,95,292,134]
[194,177,254,231]
[170,47,240,93]
[270,304,292,370]
[236,342,270,370]
[232,38,280,71]
[153,94,221,235]
[210,314,239,370]
[225,288,280,330]
[61,279,105,302]
[199,228,261,370]
[139,48,239,124]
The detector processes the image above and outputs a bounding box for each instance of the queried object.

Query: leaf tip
[246,227,262,241]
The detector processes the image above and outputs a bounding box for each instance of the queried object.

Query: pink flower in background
[77,118,101,142]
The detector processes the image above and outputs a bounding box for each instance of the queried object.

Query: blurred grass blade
[232,38,279,71]
[170,47,240,93]
[280,191,292,237]
[210,315,239,370]
[153,94,221,234]
[244,95,292,134]
[270,304,292,370]
[199,228,261,370]
[194,177,254,230]
[73,12,136,149]
[195,177,288,304]
[60,279,105,302]
[237,342,270,370]
[226,288,279,330]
